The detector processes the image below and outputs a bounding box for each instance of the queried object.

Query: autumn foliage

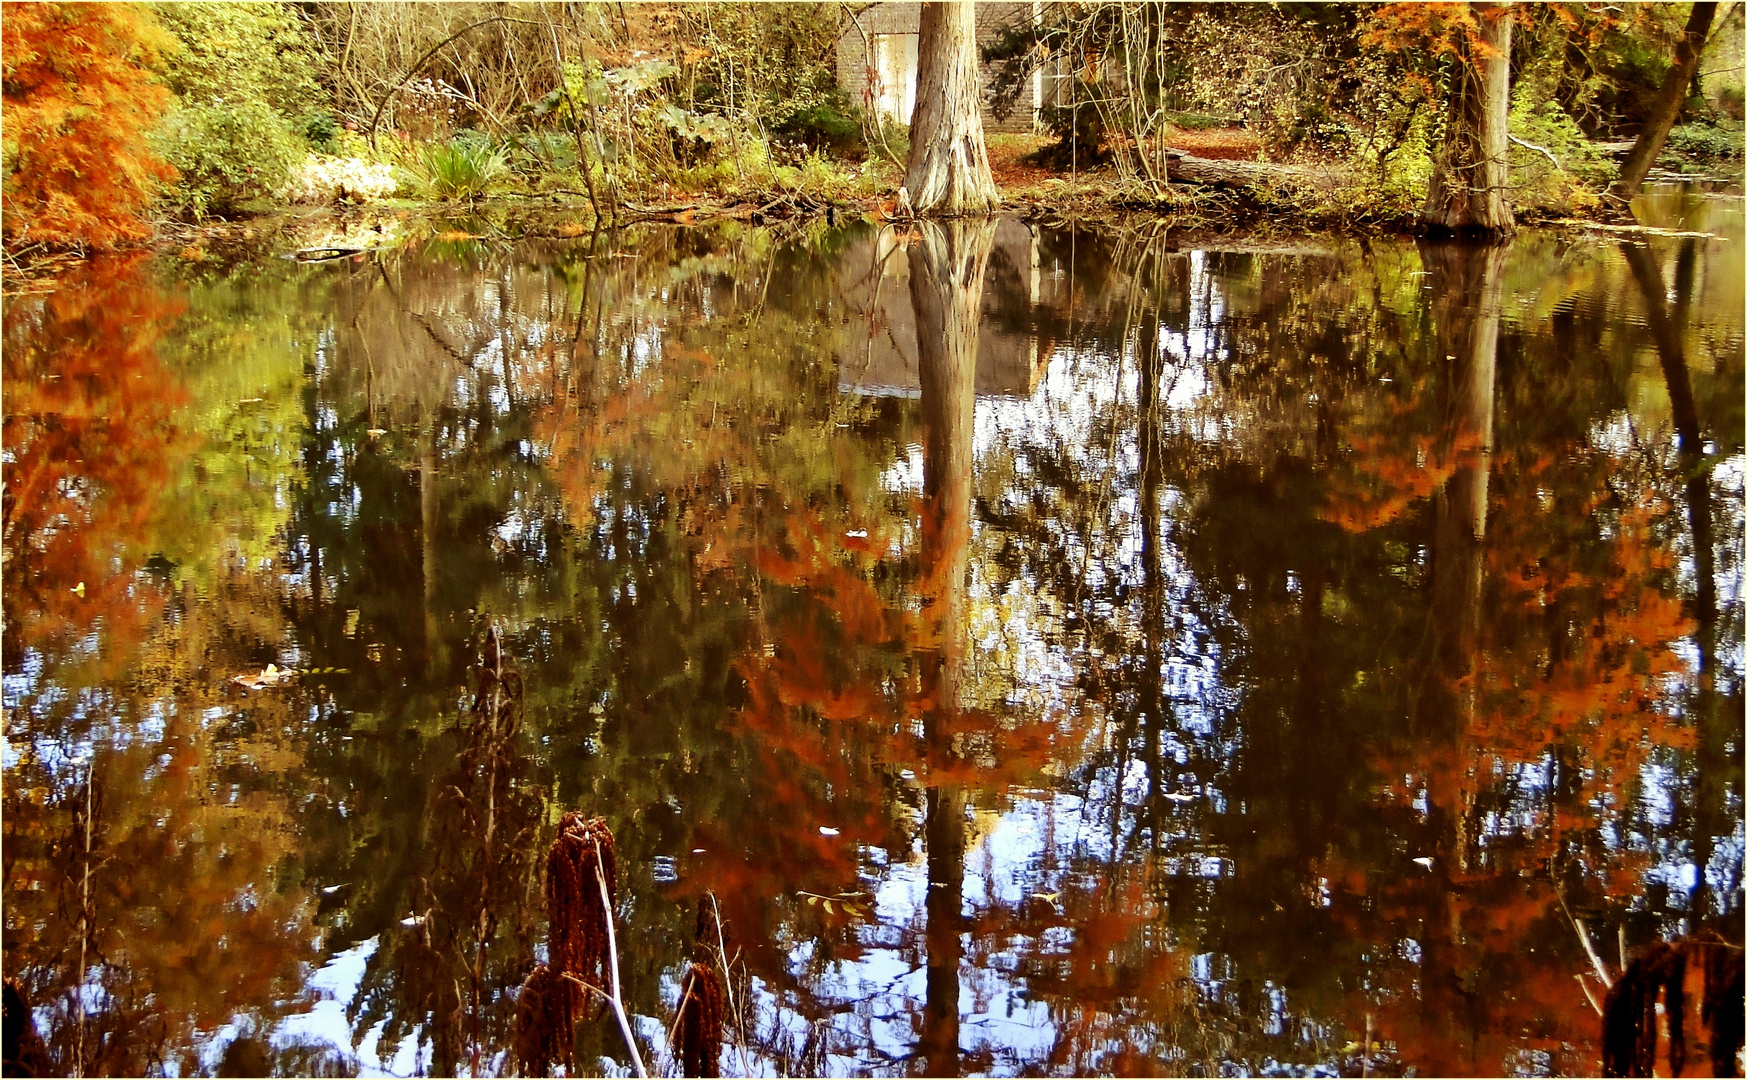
[1,3,176,250]
[1,256,188,671]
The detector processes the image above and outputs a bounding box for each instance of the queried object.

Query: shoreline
[4,173,1740,294]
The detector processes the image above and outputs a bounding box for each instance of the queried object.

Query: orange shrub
[2,3,177,250]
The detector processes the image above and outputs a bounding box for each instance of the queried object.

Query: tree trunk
[1610,3,1719,204]
[904,2,1000,217]
[1422,3,1514,234]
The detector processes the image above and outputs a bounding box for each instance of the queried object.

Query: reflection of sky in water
[270,939,421,1078]
[4,214,1741,1077]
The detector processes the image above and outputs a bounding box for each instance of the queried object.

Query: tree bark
[1610,2,1719,204]
[1422,3,1515,234]
[904,2,1000,217]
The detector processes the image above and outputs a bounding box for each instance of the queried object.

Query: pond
[4,193,1743,1078]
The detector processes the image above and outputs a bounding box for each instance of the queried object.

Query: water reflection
[3,211,1741,1077]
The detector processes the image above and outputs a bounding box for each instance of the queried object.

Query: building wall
[836,2,1039,135]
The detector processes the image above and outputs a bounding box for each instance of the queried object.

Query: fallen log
[1543,218,1727,240]
[1168,152,1345,191]
[292,245,375,261]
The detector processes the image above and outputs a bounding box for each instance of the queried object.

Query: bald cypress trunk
[904,2,1000,217]
[1422,3,1515,235]
[1610,3,1719,204]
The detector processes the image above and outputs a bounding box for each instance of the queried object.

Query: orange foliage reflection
[3,256,189,674]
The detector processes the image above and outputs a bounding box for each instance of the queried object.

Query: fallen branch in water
[293,245,377,261]
[1543,219,1727,239]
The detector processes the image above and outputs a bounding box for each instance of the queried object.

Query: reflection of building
[835,2,1065,133]
[836,218,1047,399]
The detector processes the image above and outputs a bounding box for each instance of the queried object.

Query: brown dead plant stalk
[671,960,724,1078]
[511,963,572,1076]
[701,893,755,1077]
[515,812,647,1077]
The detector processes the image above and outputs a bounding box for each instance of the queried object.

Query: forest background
[1,2,1744,255]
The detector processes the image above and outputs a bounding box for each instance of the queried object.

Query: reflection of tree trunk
[904,2,1000,216]
[421,409,439,674]
[1421,242,1504,694]
[910,218,993,1078]
[1621,240,1730,921]
[1622,239,1713,654]
[1622,244,1703,456]
[1422,3,1514,234]
[913,219,994,690]
[1416,240,1505,1076]
[920,781,967,1078]
[1138,301,1167,843]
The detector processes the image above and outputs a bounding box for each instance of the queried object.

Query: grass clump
[406,137,509,201]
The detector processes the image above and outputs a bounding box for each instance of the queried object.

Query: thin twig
[593,839,648,1078]
[1508,133,1562,172]
[666,974,697,1048]
[75,772,93,1079]
[709,893,754,1077]
[365,16,540,147]
[1557,885,1615,992]
[545,13,602,223]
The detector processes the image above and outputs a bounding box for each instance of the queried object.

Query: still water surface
[4,194,1743,1077]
